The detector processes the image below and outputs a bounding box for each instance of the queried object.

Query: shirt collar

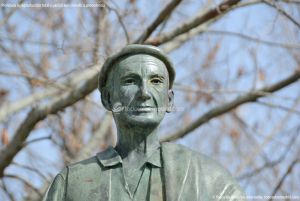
[96,146,122,167]
[146,147,162,168]
[96,146,162,168]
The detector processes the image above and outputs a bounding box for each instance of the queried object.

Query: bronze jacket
[43,143,246,201]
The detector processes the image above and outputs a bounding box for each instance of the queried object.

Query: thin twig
[263,0,300,29]
[11,161,50,182]
[22,136,52,147]
[257,100,300,115]
[134,0,183,43]
[236,95,300,173]
[0,179,15,201]
[3,174,42,198]
[269,158,300,200]
[106,4,130,44]
[0,0,24,27]
[71,113,112,162]
[278,0,300,4]
[238,126,300,180]
[204,29,300,49]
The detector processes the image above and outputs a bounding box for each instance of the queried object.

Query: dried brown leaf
[229,129,240,139]
[202,42,220,68]
[237,66,245,78]
[259,69,265,81]
[1,128,9,145]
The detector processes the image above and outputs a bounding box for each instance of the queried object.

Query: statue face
[106,54,173,126]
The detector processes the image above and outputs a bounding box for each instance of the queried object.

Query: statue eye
[124,78,135,85]
[151,78,163,84]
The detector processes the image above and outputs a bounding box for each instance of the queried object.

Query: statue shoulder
[67,155,99,171]
[161,142,246,200]
[200,154,246,200]
[161,142,234,177]
[161,142,196,156]
[65,151,117,181]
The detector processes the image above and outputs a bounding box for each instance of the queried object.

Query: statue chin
[114,111,165,127]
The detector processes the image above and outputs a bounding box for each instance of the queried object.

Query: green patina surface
[43,44,246,201]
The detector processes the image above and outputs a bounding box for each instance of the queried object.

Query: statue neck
[115,123,160,159]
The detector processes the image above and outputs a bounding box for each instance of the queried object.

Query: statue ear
[166,90,174,113]
[101,87,112,111]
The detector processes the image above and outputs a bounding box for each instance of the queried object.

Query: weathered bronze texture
[43,44,246,201]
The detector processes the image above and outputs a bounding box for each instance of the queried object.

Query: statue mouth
[132,106,154,112]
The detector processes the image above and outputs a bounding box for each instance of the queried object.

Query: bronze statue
[43,44,246,201]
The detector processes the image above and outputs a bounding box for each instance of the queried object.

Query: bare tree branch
[0,0,183,177]
[23,136,52,147]
[92,8,107,64]
[145,0,242,46]
[106,5,130,44]
[0,0,185,123]
[161,22,210,53]
[0,0,264,123]
[0,0,24,27]
[269,158,300,200]
[263,0,300,29]
[278,0,300,4]
[0,73,98,177]
[0,65,99,122]
[134,0,183,44]
[161,69,300,142]
[3,174,42,198]
[149,0,265,51]
[0,179,15,201]
[71,113,112,162]
[204,29,300,50]
[11,161,50,182]
[238,126,300,180]
[257,100,300,115]
[0,35,60,48]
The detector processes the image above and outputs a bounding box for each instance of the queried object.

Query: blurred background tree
[0,0,300,200]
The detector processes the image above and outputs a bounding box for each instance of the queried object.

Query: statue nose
[139,82,151,100]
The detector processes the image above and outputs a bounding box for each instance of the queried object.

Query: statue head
[98,44,175,127]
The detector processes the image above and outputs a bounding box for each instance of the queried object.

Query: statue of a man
[43,45,246,201]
